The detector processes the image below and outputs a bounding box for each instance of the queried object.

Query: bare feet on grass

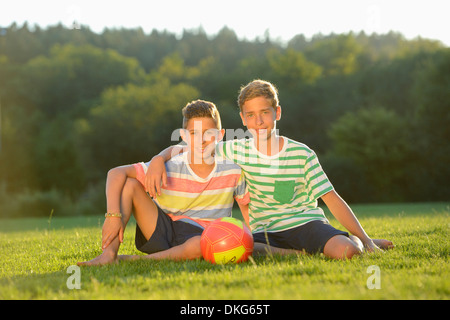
[77,251,118,266]
[373,239,395,250]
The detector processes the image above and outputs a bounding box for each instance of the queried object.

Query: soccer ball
[200,217,254,264]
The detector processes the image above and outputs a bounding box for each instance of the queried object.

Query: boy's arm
[321,190,378,251]
[237,202,250,228]
[102,165,136,249]
[145,145,186,197]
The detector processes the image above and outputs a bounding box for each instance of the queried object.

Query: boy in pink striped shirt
[78,100,249,265]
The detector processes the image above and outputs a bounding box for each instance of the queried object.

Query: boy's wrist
[361,237,374,246]
[105,212,123,218]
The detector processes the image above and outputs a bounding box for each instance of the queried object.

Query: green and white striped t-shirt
[216,137,334,233]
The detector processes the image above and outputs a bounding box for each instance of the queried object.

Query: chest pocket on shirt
[273,180,296,203]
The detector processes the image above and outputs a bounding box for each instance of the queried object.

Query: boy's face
[181,117,224,164]
[240,97,281,143]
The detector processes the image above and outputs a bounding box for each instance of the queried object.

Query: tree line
[0,23,448,217]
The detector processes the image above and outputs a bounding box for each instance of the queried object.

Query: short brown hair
[182,99,222,129]
[238,79,279,111]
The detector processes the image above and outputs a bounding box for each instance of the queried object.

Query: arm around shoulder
[144,144,186,197]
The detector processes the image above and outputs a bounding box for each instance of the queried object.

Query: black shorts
[135,206,204,254]
[253,220,349,254]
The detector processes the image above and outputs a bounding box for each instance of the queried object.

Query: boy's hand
[102,217,124,250]
[363,238,381,253]
[145,155,167,198]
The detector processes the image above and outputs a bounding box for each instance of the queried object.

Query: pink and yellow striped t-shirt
[133,152,249,228]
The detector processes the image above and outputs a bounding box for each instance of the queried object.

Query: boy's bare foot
[373,239,394,250]
[117,254,141,261]
[77,251,118,266]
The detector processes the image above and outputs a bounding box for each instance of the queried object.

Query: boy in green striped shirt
[222,80,393,259]
[148,80,393,259]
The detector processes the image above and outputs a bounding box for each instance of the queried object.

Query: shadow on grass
[0,255,269,299]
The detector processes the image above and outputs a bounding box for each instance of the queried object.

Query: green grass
[0,202,449,300]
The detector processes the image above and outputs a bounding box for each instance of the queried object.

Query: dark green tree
[329,107,412,201]
[22,44,146,117]
[77,80,199,180]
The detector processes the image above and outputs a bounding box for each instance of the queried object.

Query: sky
[1,0,449,46]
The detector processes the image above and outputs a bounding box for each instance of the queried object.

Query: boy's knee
[324,235,363,260]
[335,242,362,260]
[123,177,141,194]
[183,236,202,260]
[345,235,365,258]
[344,242,363,259]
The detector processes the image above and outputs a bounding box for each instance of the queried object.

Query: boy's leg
[119,235,203,261]
[252,229,305,257]
[323,235,364,260]
[79,178,160,266]
[123,178,160,240]
[253,243,304,256]
[323,235,394,259]
[253,221,364,260]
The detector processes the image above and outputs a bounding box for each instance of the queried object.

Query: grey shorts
[253,220,349,254]
[135,206,204,254]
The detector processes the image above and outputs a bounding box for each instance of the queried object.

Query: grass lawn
[0,202,448,300]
